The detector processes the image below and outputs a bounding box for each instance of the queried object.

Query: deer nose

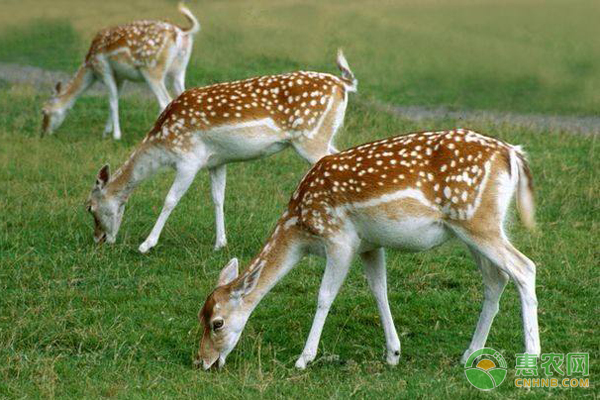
[203,360,215,370]
[94,233,106,244]
[202,357,221,371]
[193,357,202,369]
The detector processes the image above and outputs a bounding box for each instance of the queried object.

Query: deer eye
[213,319,224,331]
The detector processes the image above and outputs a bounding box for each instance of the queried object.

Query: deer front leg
[209,165,227,250]
[139,164,200,253]
[360,248,401,366]
[295,239,356,369]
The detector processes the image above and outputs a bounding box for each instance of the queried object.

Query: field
[0,0,598,398]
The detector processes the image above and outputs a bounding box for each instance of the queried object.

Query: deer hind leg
[503,242,540,357]
[360,248,401,365]
[170,37,192,97]
[209,165,227,250]
[171,67,187,98]
[463,235,540,358]
[138,161,202,254]
[103,78,123,137]
[295,235,358,369]
[461,247,509,364]
[290,88,347,164]
[100,68,123,140]
[291,134,335,164]
[141,68,172,111]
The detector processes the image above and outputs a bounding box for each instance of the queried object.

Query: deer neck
[240,215,307,311]
[56,65,95,111]
[106,144,168,204]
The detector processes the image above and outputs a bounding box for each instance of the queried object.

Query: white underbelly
[202,119,289,166]
[354,215,451,252]
[108,59,143,81]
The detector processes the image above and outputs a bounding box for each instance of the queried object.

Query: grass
[0,20,82,71]
[0,0,598,398]
[0,89,598,398]
[1,0,599,115]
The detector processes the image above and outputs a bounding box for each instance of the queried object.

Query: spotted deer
[86,50,357,252]
[196,129,540,370]
[42,3,200,139]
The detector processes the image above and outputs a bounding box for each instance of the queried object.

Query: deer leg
[295,237,356,369]
[138,163,200,253]
[460,247,509,364]
[172,68,186,98]
[101,71,122,140]
[141,69,172,111]
[209,165,227,250]
[290,87,346,163]
[290,96,346,163]
[171,49,190,97]
[169,36,191,97]
[360,248,401,365]
[503,243,540,357]
[103,78,123,137]
[465,237,540,358]
[291,138,336,164]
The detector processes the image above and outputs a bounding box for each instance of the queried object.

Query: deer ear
[218,258,239,286]
[233,266,262,297]
[54,81,62,94]
[96,164,110,188]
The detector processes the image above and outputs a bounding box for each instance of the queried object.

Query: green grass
[0,0,599,398]
[0,88,598,398]
[1,0,599,115]
[0,19,82,71]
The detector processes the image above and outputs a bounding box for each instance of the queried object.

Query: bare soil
[2,61,598,136]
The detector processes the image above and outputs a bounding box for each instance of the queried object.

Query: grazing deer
[195,129,540,370]
[86,50,357,252]
[42,3,200,139]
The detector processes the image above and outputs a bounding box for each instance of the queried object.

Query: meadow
[0,0,598,398]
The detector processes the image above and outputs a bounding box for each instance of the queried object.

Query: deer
[195,128,540,370]
[41,3,200,140]
[86,50,357,252]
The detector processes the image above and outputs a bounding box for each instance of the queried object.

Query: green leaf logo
[464,348,507,391]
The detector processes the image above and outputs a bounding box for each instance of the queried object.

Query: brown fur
[146,71,348,142]
[292,85,346,159]
[287,129,516,236]
[85,20,179,69]
[196,129,538,369]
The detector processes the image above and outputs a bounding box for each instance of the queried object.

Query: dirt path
[2,62,598,136]
[364,100,600,137]
[0,62,151,97]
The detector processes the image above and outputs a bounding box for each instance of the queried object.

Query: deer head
[41,81,69,136]
[195,258,262,369]
[86,165,125,244]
